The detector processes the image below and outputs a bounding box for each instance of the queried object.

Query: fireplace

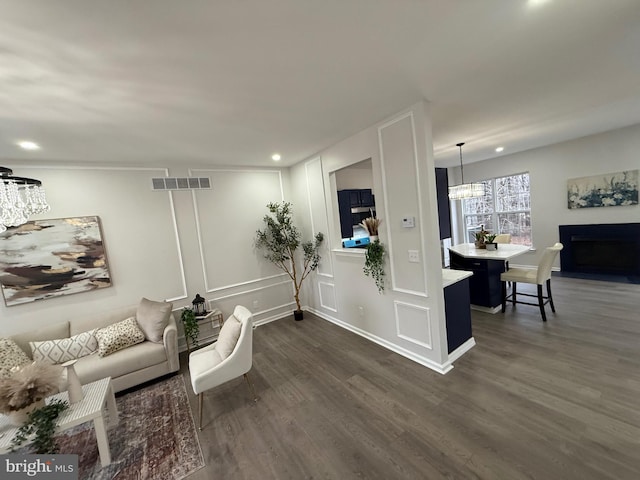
[559,223,640,277]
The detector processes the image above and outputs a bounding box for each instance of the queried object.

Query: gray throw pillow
[136,297,173,343]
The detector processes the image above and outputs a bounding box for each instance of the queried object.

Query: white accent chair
[500,243,563,322]
[188,305,257,430]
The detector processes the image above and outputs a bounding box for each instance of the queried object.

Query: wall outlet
[252,300,259,309]
[408,250,420,263]
[358,305,365,317]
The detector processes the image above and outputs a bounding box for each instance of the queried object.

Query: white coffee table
[0,377,119,467]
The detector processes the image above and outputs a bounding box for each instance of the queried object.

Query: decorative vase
[7,398,45,426]
[62,359,84,404]
[486,243,497,251]
[369,235,379,242]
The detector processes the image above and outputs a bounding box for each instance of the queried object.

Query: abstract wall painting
[0,216,112,306]
[567,170,638,209]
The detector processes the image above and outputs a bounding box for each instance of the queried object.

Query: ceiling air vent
[151,177,211,191]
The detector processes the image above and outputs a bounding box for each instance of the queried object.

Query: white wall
[335,159,374,190]
[10,107,633,369]
[450,123,640,267]
[0,164,294,349]
[294,101,451,373]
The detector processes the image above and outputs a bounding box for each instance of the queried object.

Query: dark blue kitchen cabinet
[435,168,451,240]
[338,189,376,239]
[444,277,473,353]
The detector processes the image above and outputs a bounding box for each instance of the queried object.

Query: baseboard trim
[307,307,453,375]
[470,304,501,314]
[253,311,290,327]
[448,337,476,363]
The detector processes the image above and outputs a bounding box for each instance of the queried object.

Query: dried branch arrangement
[360,217,381,236]
[0,362,63,413]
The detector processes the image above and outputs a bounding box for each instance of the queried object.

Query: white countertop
[442,268,473,288]
[448,243,530,261]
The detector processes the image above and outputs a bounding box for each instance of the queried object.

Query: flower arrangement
[360,217,381,237]
[0,362,63,413]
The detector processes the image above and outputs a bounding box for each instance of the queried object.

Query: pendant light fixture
[448,142,485,200]
[0,166,50,232]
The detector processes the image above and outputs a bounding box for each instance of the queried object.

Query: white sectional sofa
[8,302,179,393]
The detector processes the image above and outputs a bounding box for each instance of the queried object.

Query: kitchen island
[449,243,529,312]
[442,268,475,361]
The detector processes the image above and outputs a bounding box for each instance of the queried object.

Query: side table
[0,377,118,467]
[185,309,224,354]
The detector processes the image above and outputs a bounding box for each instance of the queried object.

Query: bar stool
[500,243,563,321]
[494,234,511,244]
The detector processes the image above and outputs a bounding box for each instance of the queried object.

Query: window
[462,172,531,245]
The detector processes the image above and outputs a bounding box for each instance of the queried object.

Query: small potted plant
[181,307,199,349]
[485,233,498,251]
[364,240,386,293]
[474,225,489,249]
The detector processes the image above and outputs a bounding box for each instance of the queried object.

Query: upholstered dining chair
[500,243,563,321]
[494,233,511,244]
[188,305,257,430]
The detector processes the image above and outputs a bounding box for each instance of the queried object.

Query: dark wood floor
[182,276,640,480]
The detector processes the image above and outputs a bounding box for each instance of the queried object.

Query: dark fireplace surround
[559,223,640,277]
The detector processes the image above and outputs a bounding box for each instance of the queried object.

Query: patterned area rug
[55,374,204,480]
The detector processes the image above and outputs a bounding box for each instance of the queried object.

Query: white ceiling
[1,0,639,169]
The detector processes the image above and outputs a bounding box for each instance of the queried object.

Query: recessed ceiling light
[495,147,504,153]
[528,0,551,7]
[271,153,281,161]
[17,141,41,151]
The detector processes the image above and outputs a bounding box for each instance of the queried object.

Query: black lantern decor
[192,294,207,316]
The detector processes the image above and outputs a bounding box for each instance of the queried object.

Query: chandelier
[0,167,50,233]
[448,142,485,200]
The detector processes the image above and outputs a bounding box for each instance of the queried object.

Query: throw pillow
[136,297,173,343]
[29,330,98,365]
[95,317,145,357]
[215,315,242,359]
[0,338,31,378]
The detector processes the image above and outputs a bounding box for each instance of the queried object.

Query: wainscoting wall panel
[378,112,428,297]
[0,165,188,335]
[190,168,285,292]
[318,281,337,312]
[305,157,334,278]
[394,300,433,350]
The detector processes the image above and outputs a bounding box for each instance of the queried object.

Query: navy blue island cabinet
[444,276,473,353]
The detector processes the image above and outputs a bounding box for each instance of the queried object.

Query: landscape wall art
[0,216,112,306]
[567,169,638,209]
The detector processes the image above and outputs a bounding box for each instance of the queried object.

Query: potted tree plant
[255,202,324,321]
